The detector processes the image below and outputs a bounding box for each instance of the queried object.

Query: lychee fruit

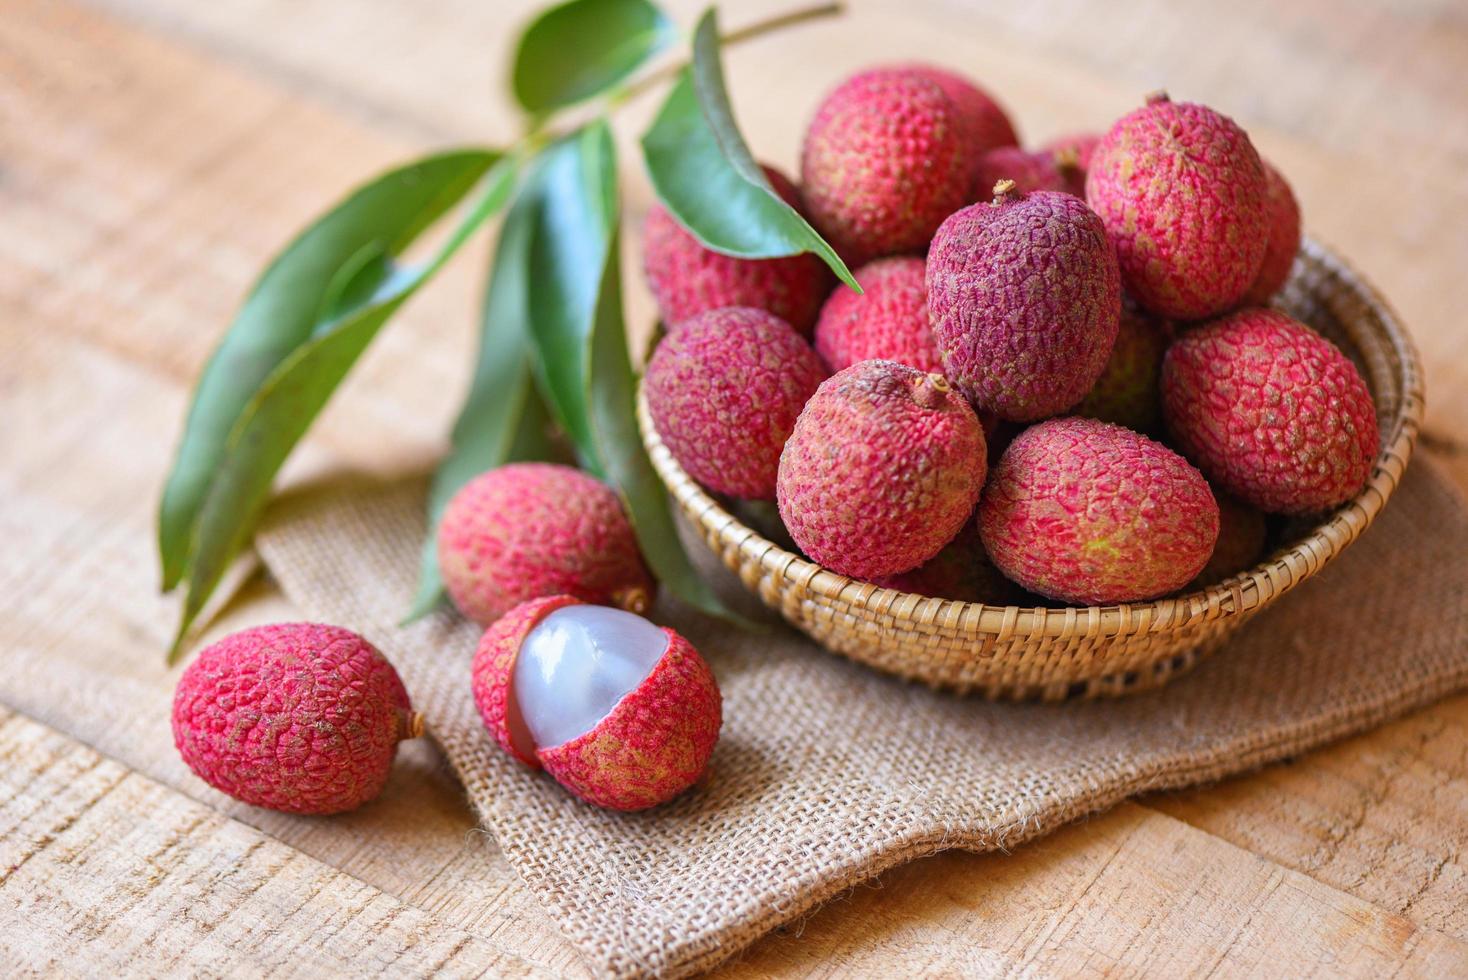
[906,64,1019,175]
[645,306,826,500]
[978,417,1219,605]
[438,463,654,625]
[927,181,1121,421]
[801,67,971,263]
[472,596,721,811]
[1040,132,1102,174]
[874,518,1028,604]
[813,257,942,375]
[1085,94,1269,320]
[1075,301,1172,434]
[1189,492,1267,588]
[642,165,832,335]
[1241,161,1302,305]
[172,623,420,815]
[777,359,987,579]
[1161,308,1379,514]
[972,146,1084,199]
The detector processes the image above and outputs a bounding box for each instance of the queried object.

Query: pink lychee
[1074,301,1172,434]
[813,257,942,375]
[971,146,1084,199]
[1241,161,1302,305]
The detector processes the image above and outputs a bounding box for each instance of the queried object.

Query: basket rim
[637,237,1425,641]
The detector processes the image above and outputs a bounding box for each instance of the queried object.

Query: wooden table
[4,0,1467,973]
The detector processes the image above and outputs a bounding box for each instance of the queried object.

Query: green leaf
[167,156,519,661]
[403,212,563,624]
[512,0,676,114]
[640,8,856,288]
[158,150,499,592]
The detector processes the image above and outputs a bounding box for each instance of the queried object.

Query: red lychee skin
[1161,308,1379,514]
[1190,492,1267,588]
[800,67,970,263]
[978,418,1220,605]
[645,307,827,500]
[172,623,417,815]
[813,257,942,375]
[874,518,1027,604]
[1085,96,1269,320]
[642,166,832,335]
[972,146,1083,199]
[777,360,987,579]
[1075,302,1172,434]
[906,64,1019,179]
[1241,162,1302,305]
[470,596,722,812]
[438,463,653,625]
[927,187,1121,422]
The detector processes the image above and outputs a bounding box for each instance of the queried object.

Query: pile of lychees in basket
[171,65,1382,819]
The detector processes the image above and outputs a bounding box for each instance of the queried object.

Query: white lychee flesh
[512,604,669,753]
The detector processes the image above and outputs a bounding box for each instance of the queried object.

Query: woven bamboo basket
[637,238,1424,700]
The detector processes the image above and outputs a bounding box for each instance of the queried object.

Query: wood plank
[0,706,555,977]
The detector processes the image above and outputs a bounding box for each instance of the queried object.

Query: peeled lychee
[979,418,1219,605]
[1190,492,1267,588]
[813,257,942,375]
[1085,94,1269,319]
[801,67,970,262]
[1075,301,1171,434]
[645,307,826,500]
[642,165,832,335]
[172,623,419,815]
[874,518,1027,604]
[439,463,654,625]
[1241,161,1302,305]
[472,595,722,811]
[972,146,1084,199]
[1162,308,1379,514]
[777,359,987,579]
[927,182,1121,421]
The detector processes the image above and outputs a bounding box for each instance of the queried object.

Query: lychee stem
[991,179,1020,204]
[614,585,652,615]
[914,373,951,409]
[400,710,425,741]
[1146,90,1171,105]
[1053,146,1081,176]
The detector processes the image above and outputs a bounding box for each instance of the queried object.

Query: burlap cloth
[257,458,1468,978]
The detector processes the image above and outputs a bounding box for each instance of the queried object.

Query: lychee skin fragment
[438,463,654,625]
[1241,161,1302,305]
[1075,302,1172,434]
[927,188,1121,422]
[1085,97,1269,320]
[645,307,827,500]
[801,67,971,263]
[471,596,722,811]
[642,166,832,335]
[172,623,417,815]
[1162,308,1379,514]
[979,418,1220,605]
[813,257,942,375]
[777,360,987,579]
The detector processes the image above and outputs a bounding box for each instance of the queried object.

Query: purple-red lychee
[813,257,942,375]
[1075,301,1172,434]
[978,417,1219,605]
[1161,308,1379,514]
[172,623,419,815]
[927,182,1121,421]
[874,518,1027,604]
[472,596,721,811]
[972,146,1084,199]
[777,359,987,579]
[1241,161,1302,305]
[642,165,832,335]
[645,306,827,500]
[438,463,653,625]
[1085,94,1269,319]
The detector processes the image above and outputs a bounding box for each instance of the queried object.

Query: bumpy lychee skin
[972,146,1083,199]
[472,596,722,811]
[979,418,1220,605]
[1075,302,1171,433]
[927,184,1121,421]
[1190,492,1267,588]
[1085,95,1269,320]
[801,67,970,262]
[1162,308,1379,514]
[646,307,827,500]
[172,624,419,815]
[777,360,987,579]
[874,518,1027,605]
[438,463,653,625]
[642,166,831,335]
[906,64,1019,184]
[1241,162,1302,305]
[813,257,941,375]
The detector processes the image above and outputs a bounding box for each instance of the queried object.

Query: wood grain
[2,0,1467,974]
